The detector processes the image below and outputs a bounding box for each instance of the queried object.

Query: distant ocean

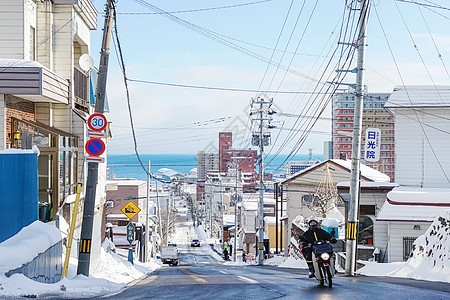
[107,153,323,181]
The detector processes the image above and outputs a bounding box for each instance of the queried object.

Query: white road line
[236,275,258,284]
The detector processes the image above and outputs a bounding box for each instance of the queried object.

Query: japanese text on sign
[364,128,381,162]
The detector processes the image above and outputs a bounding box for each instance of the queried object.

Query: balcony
[0,60,69,104]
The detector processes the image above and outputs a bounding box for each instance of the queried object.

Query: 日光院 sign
[364,128,381,162]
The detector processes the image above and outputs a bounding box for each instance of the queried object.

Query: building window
[30,26,36,60]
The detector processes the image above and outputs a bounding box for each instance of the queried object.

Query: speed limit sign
[88,113,107,132]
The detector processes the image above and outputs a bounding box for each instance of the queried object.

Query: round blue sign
[85,138,105,156]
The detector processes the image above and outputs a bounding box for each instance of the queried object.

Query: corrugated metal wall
[6,241,62,283]
[0,152,38,243]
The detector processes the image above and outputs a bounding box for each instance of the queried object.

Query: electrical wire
[116,0,273,15]
[374,5,450,184]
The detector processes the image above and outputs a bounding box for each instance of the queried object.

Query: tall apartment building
[219,132,257,174]
[219,132,232,172]
[197,151,219,181]
[332,89,395,181]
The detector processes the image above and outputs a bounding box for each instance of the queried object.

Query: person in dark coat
[299,218,337,278]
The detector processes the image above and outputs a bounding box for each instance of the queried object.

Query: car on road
[191,239,200,247]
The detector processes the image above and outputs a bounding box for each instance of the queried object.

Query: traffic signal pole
[345,0,369,276]
[77,0,114,276]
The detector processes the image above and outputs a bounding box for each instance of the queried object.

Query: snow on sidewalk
[358,209,450,283]
[0,221,161,299]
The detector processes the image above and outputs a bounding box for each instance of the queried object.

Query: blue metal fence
[0,152,38,243]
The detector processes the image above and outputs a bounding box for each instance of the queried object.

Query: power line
[374,5,450,184]
[127,78,333,94]
[116,0,273,15]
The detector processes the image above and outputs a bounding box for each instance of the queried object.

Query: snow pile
[0,223,161,299]
[358,210,450,283]
[388,209,450,283]
[264,255,285,266]
[322,218,339,228]
[0,221,61,274]
[279,256,308,269]
[292,215,308,232]
[325,207,344,223]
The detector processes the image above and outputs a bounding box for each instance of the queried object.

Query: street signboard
[88,131,107,139]
[87,113,107,132]
[85,156,105,163]
[85,138,105,157]
[120,200,141,220]
[364,128,381,162]
[127,222,135,244]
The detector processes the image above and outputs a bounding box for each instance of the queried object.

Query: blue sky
[89,0,450,155]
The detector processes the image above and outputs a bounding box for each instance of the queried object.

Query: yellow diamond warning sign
[120,200,141,220]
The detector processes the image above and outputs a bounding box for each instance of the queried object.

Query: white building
[0,0,106,268]
[197,151,219,181]
[384,85,450,188]
[280,159,390,254]
[375,85,450,262]
[376,188,450,262]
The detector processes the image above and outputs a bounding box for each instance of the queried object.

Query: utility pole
[209,192,213,238]
[345,0,370,276]
[166,191,170,246]
[156,180,162,249]
[233,165,240,262]
[77,0,114,276]
[220,181,224,244]
[251,97,274,266]
[145,161,150,262]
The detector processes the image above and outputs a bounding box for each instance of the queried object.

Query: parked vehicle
[311,240,335,287]
[191,239,200,247]
[161,246,179,266]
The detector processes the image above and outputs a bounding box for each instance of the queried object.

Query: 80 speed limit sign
[88,113,107,132]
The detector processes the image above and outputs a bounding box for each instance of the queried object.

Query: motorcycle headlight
[321,253,330,260]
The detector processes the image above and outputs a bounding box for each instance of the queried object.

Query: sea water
[107,153,323,181]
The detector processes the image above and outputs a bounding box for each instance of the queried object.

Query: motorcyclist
[299,218,337,278]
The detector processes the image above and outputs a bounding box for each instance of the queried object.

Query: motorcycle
[311,240,335,287]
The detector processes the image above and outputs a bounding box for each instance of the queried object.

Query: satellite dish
[79,54,94,71]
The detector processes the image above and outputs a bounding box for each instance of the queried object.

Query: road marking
[190,275,207,284]
[219,270,228,274]
[236,275,258,284]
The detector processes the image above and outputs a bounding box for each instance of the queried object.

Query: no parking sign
[85,138,105,156]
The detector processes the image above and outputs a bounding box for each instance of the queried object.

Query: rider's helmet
[308,217,319,230]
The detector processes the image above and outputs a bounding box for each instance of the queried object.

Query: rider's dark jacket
[299,227,336,245]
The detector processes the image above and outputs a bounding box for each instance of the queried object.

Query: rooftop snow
[377,188,450,222]
[107,179,147,186]
[282,159,390,183]
[384,85,450,108]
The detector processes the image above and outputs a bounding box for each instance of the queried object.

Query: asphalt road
[96,215,450,300]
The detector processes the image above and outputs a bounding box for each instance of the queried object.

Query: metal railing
[73,67,89,108]
[403,236,416,261]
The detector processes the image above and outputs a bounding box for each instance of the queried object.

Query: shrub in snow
[389,209,450,283]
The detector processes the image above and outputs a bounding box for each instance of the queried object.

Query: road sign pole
[127,222,135,264]
[77,0,114,277]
